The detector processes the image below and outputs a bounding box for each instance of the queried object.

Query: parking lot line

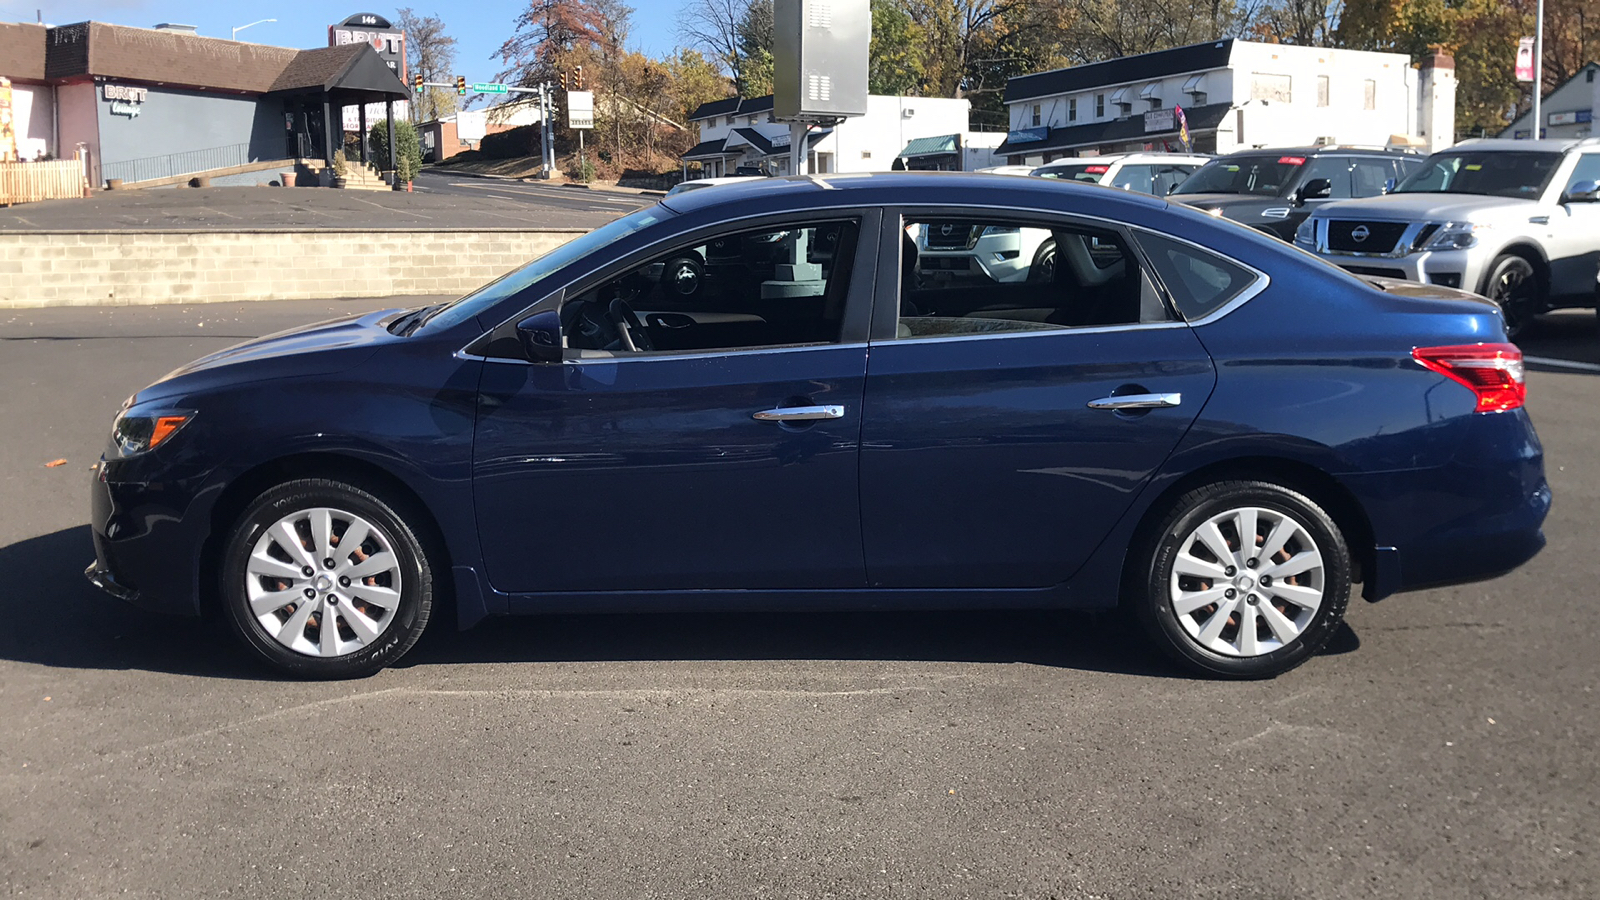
[1524,356,1600,372]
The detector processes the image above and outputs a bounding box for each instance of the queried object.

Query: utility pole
[1533,0,1545,141]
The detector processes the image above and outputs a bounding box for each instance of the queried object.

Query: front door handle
[753,405,845,422]
[1087,392,1182,410]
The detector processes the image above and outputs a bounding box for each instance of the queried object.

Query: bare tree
[677,0,755,83]
[395,8,459,123]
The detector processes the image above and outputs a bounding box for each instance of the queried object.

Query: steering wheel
[608,298,654,352]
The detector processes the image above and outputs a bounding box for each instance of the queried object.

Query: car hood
[1313,192,1534,222]
[133,307,405,403]
[1169,193,1292,221]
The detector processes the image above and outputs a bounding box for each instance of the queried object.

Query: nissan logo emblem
[1351,225,1371,243]
[941,224,955,236]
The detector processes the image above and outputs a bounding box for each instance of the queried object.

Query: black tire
[1026,238,1058,284]
[1129,480,1352,679]
[1481,254,1540,340]
[220,478,434,679]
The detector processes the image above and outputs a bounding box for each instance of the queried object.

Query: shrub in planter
[368,120,424,184]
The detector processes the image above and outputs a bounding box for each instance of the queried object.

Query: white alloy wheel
[1168,506,1325,658]
[245,506,403,658]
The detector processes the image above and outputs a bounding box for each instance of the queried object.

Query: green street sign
[472,83,509,94]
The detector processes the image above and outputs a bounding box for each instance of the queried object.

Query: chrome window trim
[458,341,871,367]
[882,321,1190,348]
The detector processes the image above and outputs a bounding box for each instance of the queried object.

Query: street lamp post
[232,18,277,41]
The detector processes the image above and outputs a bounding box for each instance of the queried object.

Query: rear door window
[1136,232,1261,322]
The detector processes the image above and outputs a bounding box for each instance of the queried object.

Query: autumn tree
[395,8,458,124]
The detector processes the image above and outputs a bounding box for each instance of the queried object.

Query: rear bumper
[1348,408,1549,598]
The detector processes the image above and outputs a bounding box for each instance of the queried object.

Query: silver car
[1295,138,1600,335]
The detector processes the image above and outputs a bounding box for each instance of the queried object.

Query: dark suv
[1171,146,1424,241]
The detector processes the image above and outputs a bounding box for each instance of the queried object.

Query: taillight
[1412,344,1526,412]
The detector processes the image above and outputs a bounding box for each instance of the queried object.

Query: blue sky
[3,0,690,75]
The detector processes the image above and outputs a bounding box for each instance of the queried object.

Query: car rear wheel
[1483,254,1539,339]
[1131,480,1351,678]
[220,478,433,679]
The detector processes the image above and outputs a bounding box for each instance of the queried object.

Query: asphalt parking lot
[0,172,652,233]
[1,301,1596,899]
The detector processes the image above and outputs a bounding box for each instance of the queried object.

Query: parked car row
[988,138,1600,329]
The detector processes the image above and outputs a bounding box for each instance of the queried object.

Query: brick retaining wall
[0,229,586,308]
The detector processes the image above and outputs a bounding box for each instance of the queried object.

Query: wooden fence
[0,159,90,206]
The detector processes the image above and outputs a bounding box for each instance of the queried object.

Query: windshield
[418,206,669,333]
[1033,163,1108,184]
[1172,155,1305,197]
[1394,151,1563,198]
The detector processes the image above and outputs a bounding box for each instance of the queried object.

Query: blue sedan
[85,173,1549,679]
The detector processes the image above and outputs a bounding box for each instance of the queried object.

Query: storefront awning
[681,138,733,160]
[995,102,1232,156]
[899,135,959,158]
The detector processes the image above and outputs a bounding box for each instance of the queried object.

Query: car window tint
[1301,157,1354,199]
[1565,154,1600,192]
[1137,232,1259,321]
[420,206,667,333]
[1111,165,1156,194]
[1350,159,1394,197]
[895,219,1169,340]
[561,219,859,355]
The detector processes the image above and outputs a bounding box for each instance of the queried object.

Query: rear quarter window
[1137,232,1260,321]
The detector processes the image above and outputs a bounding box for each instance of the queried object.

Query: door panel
[859,326,1215,588]
[474,347,868,593]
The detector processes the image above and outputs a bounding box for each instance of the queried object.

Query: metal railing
[100,143,255,186]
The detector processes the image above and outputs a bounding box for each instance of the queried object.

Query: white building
[682,94,977,177]
[998,39,1455,165]
[1502,61,1598,140]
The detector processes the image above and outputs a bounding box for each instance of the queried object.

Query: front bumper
[1317,247,1486,292]
[86,455,215,617]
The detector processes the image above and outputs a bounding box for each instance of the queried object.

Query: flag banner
[1516,37,1535,83]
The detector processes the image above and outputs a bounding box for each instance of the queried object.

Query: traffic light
[455,75,467,95]
[559,70,568,91]
[413,73,424,93]
[574,66,584,90]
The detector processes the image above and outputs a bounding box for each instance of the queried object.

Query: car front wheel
[220,478,434,679]
[1482,254,1539,339]
[1131,480,1352,678]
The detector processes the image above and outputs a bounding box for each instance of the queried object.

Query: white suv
[1032,152,1210,195]
[1298,138,1600,335]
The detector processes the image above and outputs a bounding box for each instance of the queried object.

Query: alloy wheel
[1168,506,1325,658]
[244,507,403,658]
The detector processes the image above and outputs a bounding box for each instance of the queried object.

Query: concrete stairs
[337,162,393,192]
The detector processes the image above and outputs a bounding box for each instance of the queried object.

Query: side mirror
[1562,180,1600,203]
[1383,177,1397,194]
[515,309,563,363]
[1294,178,1333,207]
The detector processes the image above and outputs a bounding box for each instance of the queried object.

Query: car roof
[1037,152,1208,166]
[1451,137,1597,153]
[1214,146,1413,159]
[656,170,1169,216]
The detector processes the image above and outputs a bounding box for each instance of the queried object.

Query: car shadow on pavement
[0,526,264,679]
[3,525,1357,680]
[1520,310,1599,372]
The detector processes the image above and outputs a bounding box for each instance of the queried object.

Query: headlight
[1294,218,1317,247]
[111,405,194,457]
[982,226,1020,236]
[1425,222,1488,251]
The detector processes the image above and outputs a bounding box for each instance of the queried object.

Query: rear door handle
[1087,392,1182,410]
[752,405,844,422]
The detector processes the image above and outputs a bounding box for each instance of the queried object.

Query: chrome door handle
[1087,392,1182,410]
[752,405,845,422]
